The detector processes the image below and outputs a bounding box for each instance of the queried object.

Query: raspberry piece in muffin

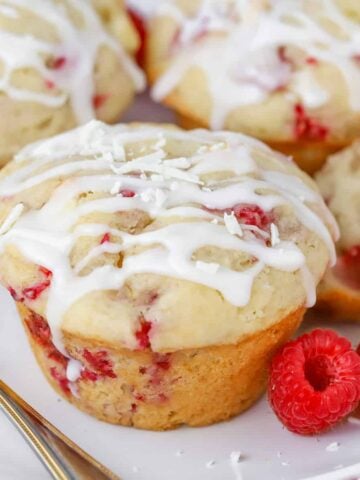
[0,121,337,430]
[315,141,360,321]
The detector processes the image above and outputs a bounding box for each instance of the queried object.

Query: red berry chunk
[25,312,51,347]
[294,103,329,141]
[44,79,55,89]
[206,204,272,231]
[135,317,152,350]
[39,266,53,278]
[50,56,66,70]
[277,46,292,65]
[333,245,360,291]
[269,329,360,435]
[306,57,318,65]
[92,93,110,109]
[155,354,171,371]
[100,232,110,245]
[80,369,98,382]
[120,189,135,198]
[10,266,53,302]
[82,349,116,378]
[8,286,23,302]
[50,367,71,395]
[233,204,272,230]
[127,8,147,66]
[23,280,51,300]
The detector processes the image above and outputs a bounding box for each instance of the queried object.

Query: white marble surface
[0,95,360,480]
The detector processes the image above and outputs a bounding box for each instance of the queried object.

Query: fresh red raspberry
[135,317,152,350]
[333,245,360,291]
[269,329,360,435]
[294,103,329,141]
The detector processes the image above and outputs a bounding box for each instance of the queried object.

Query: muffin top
[316,141,360,253]
[147,0,360,142]
[0,121,337,352]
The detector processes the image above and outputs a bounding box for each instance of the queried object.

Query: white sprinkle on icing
[0,203,24,235]
[326,442,340,452]
[175,449,184,457]
[110,181,122,195]
[224,212,243,236]
[270,223,280,246]
[206,460,216,468]
[196,261,220,274]
[155,188,167,207]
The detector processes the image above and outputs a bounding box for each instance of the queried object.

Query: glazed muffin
[146,0,360,173]
[0,0,145,167]
[315,142,360,321]
[0,121,337,430]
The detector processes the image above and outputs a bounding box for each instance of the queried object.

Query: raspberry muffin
[146,0,360,173]
[315,142,360,321]
[0,0,145,167]
[0,121,337,430]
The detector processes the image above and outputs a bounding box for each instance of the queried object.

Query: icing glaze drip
[151,0,360,129]
[0,0,145,122]
[0,121,337,352]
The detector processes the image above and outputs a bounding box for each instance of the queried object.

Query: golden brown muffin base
[17,302,304,430]
[176,113,344,175]
[315,284,360,322]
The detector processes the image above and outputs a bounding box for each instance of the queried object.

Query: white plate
[0,95,360,480]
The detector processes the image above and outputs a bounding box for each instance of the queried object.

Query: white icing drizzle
[66,358,83,382]
[151,0,360,129]
[0,0,144,122]
[0,121,336,352]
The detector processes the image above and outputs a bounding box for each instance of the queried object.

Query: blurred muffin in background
[0,0,145,166]
[315,141,360,321]
[145,0,360,173]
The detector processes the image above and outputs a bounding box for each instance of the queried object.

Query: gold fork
[0,380,120,480]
